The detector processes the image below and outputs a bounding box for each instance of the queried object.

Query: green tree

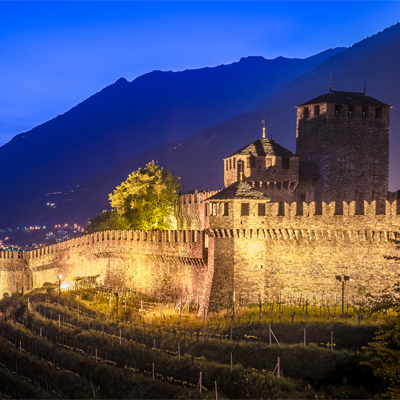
[363,235,400,400]
[86,210,131,233]
[109,161,181,230]
[363,318,400,399]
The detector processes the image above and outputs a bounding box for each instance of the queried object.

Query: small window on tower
[282,157,290,169]
[225,160,229,171]
[233,157,236,169]
[362,107,369,118]
[314,105,320,116]
[335,105,342,116]
[348,106,356,117]
[229,159,232,170]
[375,107,382,118]
[247,156,256,168]
[258,203,265,216]
[303,107,309,119]
[223,203,229,216]
[241,203,249,216]
[278,201,285,216]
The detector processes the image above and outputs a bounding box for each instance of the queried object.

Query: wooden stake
[152,362,154,380]
[277,357,280,380]
[215,381,218,400]
[269,323,271,347]
[95,349,98,363]
[230,352,233,372]
[199,371,202,393]
[178,341,180,361]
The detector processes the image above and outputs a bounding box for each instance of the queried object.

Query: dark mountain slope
[0,48,344,228]
[111,23,400,198]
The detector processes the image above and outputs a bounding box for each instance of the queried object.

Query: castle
[1,89,399,312]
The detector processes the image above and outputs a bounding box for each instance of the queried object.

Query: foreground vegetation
[0,283,398,399]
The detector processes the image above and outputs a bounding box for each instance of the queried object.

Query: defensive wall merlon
[0,229,206,262]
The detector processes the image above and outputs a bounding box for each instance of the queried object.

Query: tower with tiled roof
[223,138,299,202]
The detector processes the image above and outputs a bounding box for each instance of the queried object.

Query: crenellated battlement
[176,190,220,205]
[206,227,398,242]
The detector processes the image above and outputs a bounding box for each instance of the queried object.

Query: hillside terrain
[0,285,388,399]
[3,23,400,237]
[0,48,342,231]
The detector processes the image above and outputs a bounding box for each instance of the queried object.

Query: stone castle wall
[0,230,214,312]
[1,196,399,312]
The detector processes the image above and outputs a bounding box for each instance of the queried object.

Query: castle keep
[1,89,400,312]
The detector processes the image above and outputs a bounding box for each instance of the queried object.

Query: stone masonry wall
[0,230,214,313]
[296,103,390,198]
[207,227,400,309]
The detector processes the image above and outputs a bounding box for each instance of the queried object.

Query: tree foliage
[363,318,400,399]
[86,210,131,233]
[363,273,400,398]
[109,161,181,230]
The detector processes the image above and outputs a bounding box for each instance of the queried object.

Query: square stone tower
[296,90,391,198]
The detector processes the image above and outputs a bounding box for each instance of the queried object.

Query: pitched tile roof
[226,138,295,158]
[297,90,390,107]
[206,181,271,201]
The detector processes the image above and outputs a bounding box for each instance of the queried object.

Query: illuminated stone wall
[0,230,214,312]
[1,196,400,313]
[207,227,400,309]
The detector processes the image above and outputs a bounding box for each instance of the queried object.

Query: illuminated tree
[109,161,181,230]
[86,210,131,233]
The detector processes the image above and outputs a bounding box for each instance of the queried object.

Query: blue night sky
[1,1,400,147]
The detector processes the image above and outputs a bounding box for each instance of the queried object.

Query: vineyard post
[199,371,202,394]
[179,297,182,322]
[95,349,97,363]
[259,292,262,323]
[230,324,232,342]
[40,327,42,337]
[215,381,218,400]
[178,341,180,361]
[115,293,119,322]
[331,331,333,351]
[141,300,143,312]
[304,328,306,348]
[269,323,271,347]
[203,306,206,323]
[153,338,156,350]
[230,352,233,372]
[278,357,280,380]
[232,290,235,323]
[59,314,60,327]
[197,294,199,313]
[305,300,308,322]
[152,362,154,379]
